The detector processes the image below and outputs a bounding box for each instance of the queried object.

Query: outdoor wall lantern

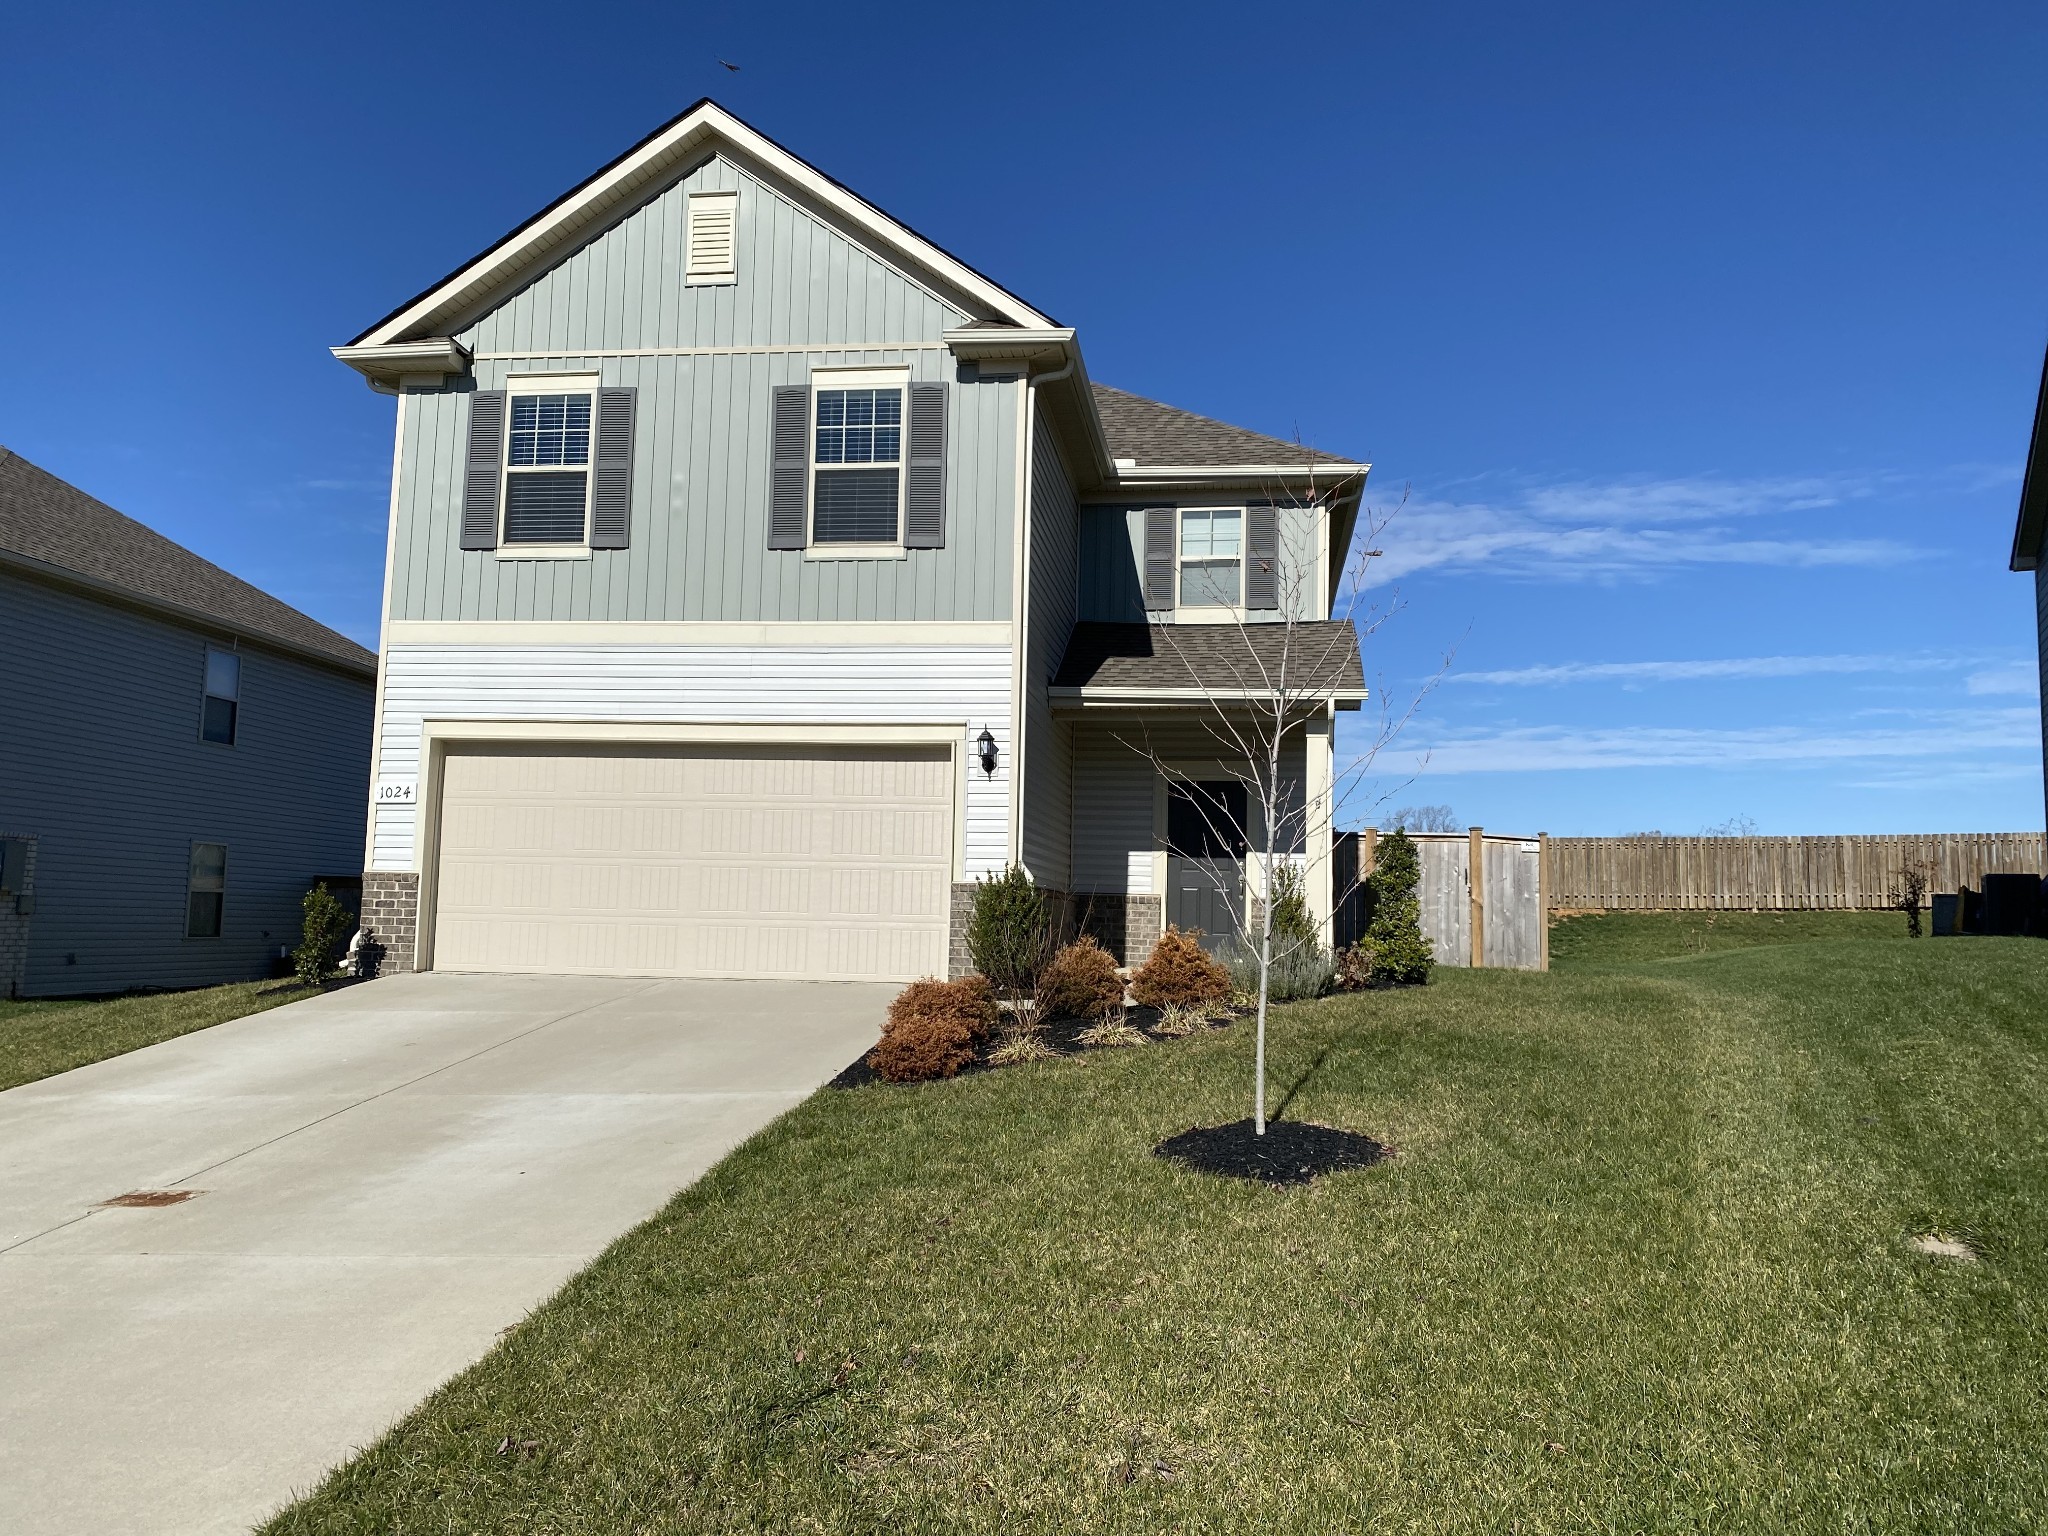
[976,726,998,778]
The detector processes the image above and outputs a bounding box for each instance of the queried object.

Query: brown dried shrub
[1130,926,1231,1010]
[869,974,998,1083]
[1034,936,1125,1021]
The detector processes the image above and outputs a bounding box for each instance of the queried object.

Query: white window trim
[1175,506,1248,620]
[685,188,739,286]
[807,365,910,558]
[500,372,601,554]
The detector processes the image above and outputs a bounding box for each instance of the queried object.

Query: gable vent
[687,190,739,284]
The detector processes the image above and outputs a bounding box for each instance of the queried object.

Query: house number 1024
[376,781,418,805]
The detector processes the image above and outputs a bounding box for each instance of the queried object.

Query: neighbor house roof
[0,448,377,676]
[2012,340,2048,571]
[1092,385,1356,472]
[1051,620,1365,705]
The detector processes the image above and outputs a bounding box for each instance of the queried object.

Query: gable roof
[0,449,377,676]
[2013,339,2048,572]
[349,99,1055,349]
[1093,385,1356,472]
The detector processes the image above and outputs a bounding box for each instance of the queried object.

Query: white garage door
[430,743,953,982]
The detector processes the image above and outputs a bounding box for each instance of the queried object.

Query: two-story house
[335,101,1366,984]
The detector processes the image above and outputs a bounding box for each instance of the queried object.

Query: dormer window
[686,189,738,284]
[1178,508,1244,608]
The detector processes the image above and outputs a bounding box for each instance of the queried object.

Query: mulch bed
[1153,1118,1389,1186]
[829,1004,1241,1090]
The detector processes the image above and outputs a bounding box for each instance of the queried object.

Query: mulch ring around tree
[1153,1118,1390,1186]
[828,1005,1246,1090]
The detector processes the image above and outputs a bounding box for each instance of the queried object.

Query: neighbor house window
[186,842,226,939]
[1179,508,1244,607]
[811,377,903,545]
[201,648,240,744]
[503,389,592,544]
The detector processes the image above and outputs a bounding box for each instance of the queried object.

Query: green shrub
[293,882,352,989]
[966,864,1053,997]
[1266,861,1321,961]
[1365,829,1434,986]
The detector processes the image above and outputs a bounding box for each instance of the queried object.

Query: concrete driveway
[0,972,886,1536]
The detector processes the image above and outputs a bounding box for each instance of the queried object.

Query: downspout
[1008,349,1076,874]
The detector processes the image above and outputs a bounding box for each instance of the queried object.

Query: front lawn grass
[0,980,313,1091]
[267,922,2048,1534]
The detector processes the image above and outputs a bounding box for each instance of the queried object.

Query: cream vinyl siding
[369,642,1013,875]
[432,744,949,981]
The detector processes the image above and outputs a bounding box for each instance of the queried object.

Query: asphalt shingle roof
[1092,385,1355,470]
[0,448,377,674]
[1052,620,1364,695]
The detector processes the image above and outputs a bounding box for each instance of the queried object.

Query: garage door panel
[433,744,951,982]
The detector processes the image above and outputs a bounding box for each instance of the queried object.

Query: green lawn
[0,979,314,1092]
[268,916,2048,1534]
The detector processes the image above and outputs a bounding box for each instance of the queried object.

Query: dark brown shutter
[1246,503,1279,610]
[460,390,506,551]
[768,384,810,550]
[589,388,636,549]
[903,381,947,548]
[1142,506,1175,611]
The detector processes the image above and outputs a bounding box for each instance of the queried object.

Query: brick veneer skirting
[0,832,36,999]
[358,871,419,976]
[1072,892,1163,967]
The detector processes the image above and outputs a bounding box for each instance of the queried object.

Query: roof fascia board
[1105,462,1369,485]
[1049,686,1366,712]
[0,548,377,679]
[353,102,1054,351]
[332,338,472,389]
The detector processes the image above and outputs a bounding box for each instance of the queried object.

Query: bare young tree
[1114,465,1444,1135]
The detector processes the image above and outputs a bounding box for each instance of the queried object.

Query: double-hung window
[811,374,904,545]
[186,842,227,939]
[200,648,240,744]
[1179,508,1244,608]
[503,384,593,546]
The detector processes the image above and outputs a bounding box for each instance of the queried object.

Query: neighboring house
[0,450,377,998]
[2014,342,2048,832]
[333,100,1367,984]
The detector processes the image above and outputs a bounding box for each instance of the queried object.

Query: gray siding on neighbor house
[1078,502,1324,623]
[1021,411,1078,887]
[0,569,373,997]
[385,152,1018,625]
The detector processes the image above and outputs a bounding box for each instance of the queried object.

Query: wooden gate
[1335,828,1549,971]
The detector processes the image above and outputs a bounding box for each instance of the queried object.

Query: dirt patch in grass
[1153,1117,1389,1186]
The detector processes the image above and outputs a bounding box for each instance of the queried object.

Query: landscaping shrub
[1266,861,1321,960]
[1034,936,1124,1021]
[870,975,998,1083]
[966,864,1054,998]
[1131,927,1231,1010]
[1334,941,1375,992]
[1364,829,1434,985]
[1219,937,1335,1002]
[293,882,352,989]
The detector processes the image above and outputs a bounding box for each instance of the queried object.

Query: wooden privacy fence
[1544,833,2046,912]
[1334,828,1549,970]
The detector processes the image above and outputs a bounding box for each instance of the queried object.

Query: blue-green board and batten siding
[389,154,1018,625]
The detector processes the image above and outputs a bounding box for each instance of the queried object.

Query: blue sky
[3,1,2043,835]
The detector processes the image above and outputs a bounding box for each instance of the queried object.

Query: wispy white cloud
[1363,471,1916,583]
[1402,707,2041,774]
[1966,660,2040,697]
[1451,653,1974,686]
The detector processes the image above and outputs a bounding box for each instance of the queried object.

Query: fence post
[1539,832,1550,972]
[1469,825,1485,969]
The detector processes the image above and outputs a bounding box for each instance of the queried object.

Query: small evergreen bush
[1364,829,1434,986]
[1131,927,1231,1010]
[293,882,352,989]
[870,974,998,1083]
[966,864,1053,998]
[1034,936,1124,1021]
[1266,861,1321,960]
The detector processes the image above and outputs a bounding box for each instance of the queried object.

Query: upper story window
[186,841,227,939]
[1179,508,1244,608]
[812,377,904,545]
[686,189,739,284]
[503,384,593,545]
[200,648,240,744]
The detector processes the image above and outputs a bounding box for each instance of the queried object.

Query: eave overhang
[331,338,472,392]
[944,325,1116,491]
[1049,685,1366,712]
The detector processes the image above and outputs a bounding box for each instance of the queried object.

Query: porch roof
[1050,621,1365,708]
